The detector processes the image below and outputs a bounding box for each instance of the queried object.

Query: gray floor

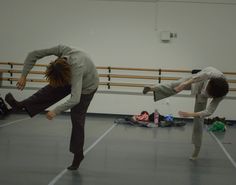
[0,114,236,185]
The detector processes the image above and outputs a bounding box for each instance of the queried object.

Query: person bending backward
[5,45,99,170]
[143,67,229,160]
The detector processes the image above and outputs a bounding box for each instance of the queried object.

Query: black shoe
[67,154,84,171]
[5,93,23,111]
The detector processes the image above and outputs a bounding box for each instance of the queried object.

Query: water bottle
[154,109,159,126]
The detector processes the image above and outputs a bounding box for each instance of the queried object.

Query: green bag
[208,121,226,132]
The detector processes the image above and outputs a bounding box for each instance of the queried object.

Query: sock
[5,93,24,111]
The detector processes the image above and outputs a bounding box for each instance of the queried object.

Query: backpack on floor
[0,96,9,118]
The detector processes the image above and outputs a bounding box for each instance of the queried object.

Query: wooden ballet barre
[0,62,190,73]
[0,62,186,72]
[0,77,145,87]
[100,82,146,88]
[0,70,160,80]
[0,69,45,75]
[97,66,191,73]
[1,70,236,84]
[102,74,234,83]
[99,74,159,80]
[1,77,236,91]
[98,82,145,87]
[227,79,236,83]
[222,72,236,75]
[101,81,236,90]
[0,77,143,86]
[1,68,235,83]
[0,62,47,67]
[1,61,236,75]
[0,77,150,87]
[0,62,109,70]
[0,77,46,83]
[0,68,181,81]
[109,67,236,76]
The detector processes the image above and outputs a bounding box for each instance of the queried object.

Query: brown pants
[22,84,96,155]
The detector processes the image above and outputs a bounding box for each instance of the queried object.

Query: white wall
[0,0,236,119]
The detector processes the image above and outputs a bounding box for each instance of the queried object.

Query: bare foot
[189,156,197,161]
[189,146,200,161]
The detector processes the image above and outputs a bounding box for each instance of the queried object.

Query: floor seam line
[0,117,30,128]
[206,125,236,169]
[47,123,117,185]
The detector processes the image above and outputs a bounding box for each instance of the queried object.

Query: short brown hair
[206,78,229,98]
[45,58,71,87]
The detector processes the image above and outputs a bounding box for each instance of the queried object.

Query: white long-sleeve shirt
[190,66,226,118]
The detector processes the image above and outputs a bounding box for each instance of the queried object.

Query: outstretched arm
[18,45,71,90]
[178,97,223,118]
[22,45,66,77]
[178,111,200,118]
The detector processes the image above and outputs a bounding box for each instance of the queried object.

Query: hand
[46,111,57,120]
[16,76,27,90]
[178,111,191,118]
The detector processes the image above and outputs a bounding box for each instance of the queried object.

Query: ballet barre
[0,62,236,92]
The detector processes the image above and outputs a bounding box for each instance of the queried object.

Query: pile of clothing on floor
[114,111,186,128]
[205,116,232,132]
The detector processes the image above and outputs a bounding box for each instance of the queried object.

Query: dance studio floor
[0,113,236,185]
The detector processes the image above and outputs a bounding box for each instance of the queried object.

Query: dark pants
[22,84,97,155]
